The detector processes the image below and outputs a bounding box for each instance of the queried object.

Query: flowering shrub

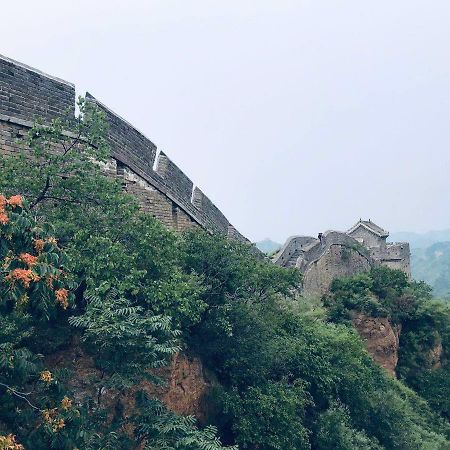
[0,194,75,319]
[0,434,24,450]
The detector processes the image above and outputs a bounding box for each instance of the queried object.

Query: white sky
[2,0,450,242]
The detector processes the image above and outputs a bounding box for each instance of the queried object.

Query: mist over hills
[389,229,450,249]
[411,242,450,299]
[390,229,450,298]
[255,238,281,254]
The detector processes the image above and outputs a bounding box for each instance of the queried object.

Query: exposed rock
[145,352,216,424]
[427,337,443,369]
[45,339,214,423]
[303,245,371,297]
[352,313,401,376]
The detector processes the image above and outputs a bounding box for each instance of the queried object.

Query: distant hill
[411,242,450,299]
[255,239,281,255]
[389,229,450,249]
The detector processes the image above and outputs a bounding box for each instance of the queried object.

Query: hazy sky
[2,1,450,242]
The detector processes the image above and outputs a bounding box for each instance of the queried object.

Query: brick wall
[0,54,247,241]
[0,54,75,123]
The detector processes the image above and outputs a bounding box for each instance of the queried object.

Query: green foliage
[397,299,450,419]
[314,403,383,450]
[370,266,409,300]
[0,196,75,320]
[180,235,450,449]
[180,229,300,337]
[325,267,430,323]
[69,291,181,389]
[325,273,383,320]
[325,266,450,426]
[134,392,237,450]
[220,381,311,450]
[0,200,85,449]
[0,104,230,449]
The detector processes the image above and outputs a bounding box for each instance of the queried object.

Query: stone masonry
[0,54,247,241]
[274,220,411,296]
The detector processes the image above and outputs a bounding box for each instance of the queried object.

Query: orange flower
[47,237,58,246]
[33,239,46,253]
[52,418,65,432]
[5,268,40,288]
[40,370,54,383]
[42,408,56,423]
[7,195,23,208]
[42,408,65,432]
[60,396,72,410]
[0,213,8,225]
[19,253,38,267]
[0,434,24,450]
[0,195,6,210]
[55,288,69,309]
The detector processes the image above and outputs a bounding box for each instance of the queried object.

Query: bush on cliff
[179,233,450,449]
[325,266,450,422]
[0,197,236,449]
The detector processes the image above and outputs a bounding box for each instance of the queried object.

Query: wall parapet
[0,54,247,241]
[0,54,75,124]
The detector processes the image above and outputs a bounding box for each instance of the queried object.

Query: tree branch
[30,175,51,209]
[0,382,41,411]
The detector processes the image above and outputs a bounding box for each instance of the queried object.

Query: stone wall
[275,225,410,295]
[0,54,75,124]
[348,226,386,250]
[302,245,372,297]
[0,54,246,241]
[377,243,411,275]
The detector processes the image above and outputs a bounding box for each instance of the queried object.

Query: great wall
[0,54,411,298]
[0,54,246,242]
[274,219,411,296]
[0,54,416,377]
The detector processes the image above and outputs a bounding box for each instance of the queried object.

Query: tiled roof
[347,220,389,238]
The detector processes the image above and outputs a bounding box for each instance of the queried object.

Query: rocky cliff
[46,337,214,424]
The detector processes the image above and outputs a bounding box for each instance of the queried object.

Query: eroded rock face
[427,337,443,369]
[352,313,401,376]
[46,341,214,422]
[152,352,216,424]
[302,246,371,297]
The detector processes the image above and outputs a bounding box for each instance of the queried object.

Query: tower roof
[347,219,389,238]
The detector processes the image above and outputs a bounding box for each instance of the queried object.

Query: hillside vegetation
[0,101,449,449]
[411,242,450,299]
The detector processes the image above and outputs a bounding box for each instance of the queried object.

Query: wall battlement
[274,220,411,295]
[0,54,247,242]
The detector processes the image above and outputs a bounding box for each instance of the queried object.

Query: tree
[0,103,231,449]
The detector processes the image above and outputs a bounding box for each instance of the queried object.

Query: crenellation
[156,152,194,210]
[192,187,229,234]
[0,55,243,239]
